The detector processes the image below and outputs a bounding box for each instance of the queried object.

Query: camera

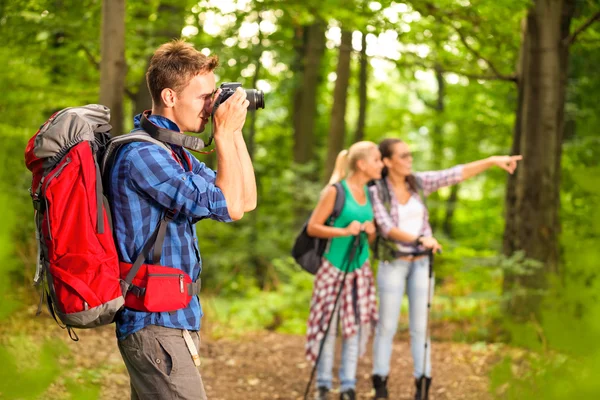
[217,82,265,111]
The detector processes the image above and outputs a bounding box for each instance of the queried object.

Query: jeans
[372,257,433,378]
[316,306,360,391]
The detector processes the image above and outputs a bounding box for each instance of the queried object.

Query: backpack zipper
[146,273,185,293]
[43,157,72,240]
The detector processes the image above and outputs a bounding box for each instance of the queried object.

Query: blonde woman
[305,141,384,400]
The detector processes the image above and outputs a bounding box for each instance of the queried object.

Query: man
[109,40,256,399]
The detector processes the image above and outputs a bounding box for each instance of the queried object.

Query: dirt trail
[42,323,499,400]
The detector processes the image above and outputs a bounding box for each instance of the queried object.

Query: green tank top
[324,180,373,272]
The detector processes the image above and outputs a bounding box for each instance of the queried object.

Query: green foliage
[489,166,600,397]
[0,0,598,397]
[0,336,66,399]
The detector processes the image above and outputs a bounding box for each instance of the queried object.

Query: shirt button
[156,359,161,364]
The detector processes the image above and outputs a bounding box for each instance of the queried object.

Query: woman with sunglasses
[370,138,521,400]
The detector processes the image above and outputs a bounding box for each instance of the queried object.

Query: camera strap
[140,110,208,152]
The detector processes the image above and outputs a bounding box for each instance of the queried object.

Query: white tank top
[397,196,425,250]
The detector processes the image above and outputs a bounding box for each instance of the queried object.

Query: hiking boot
[414,376,432,400]
[372,374,389,399]
[315,386,329,400]
[340,388,356,400]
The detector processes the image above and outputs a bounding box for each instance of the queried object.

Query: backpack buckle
[164,209,177,221]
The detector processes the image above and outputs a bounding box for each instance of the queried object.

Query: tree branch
[373,55,517,83]
[78,44,136,101]
[124,88,136,101]
[416,89,437,110]
[78,44,99,69]
[566,10,600,46]
[453,25,516,82]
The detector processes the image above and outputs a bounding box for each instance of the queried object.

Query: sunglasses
[396,152,413,160]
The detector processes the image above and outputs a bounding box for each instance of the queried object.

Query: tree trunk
[427,64,445,231]
[293,21,326,165]
[247,16,269,289]
[354,31,368,143]
[132,1,188,116]
[324,29,353,180]
[503,0,575,319]
[100,0,126,135]
[442,183,459,237]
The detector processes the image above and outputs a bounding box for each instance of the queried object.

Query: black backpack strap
[373,179,391,213]
[121,209,177,294]
[330,182,345,222]
[411,174,426,205]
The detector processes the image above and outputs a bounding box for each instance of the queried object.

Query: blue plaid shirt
[109,114,231,340]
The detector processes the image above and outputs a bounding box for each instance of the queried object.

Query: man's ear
[160,88,177,108]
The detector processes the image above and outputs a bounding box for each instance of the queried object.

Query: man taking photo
[108,39,256,399]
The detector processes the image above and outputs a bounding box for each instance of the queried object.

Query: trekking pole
[303,234,362,400]
[421,249,436,400]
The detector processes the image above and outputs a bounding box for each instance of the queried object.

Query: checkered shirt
[305,258,378,363]
[109,113,232,340]
[369,166,464,252]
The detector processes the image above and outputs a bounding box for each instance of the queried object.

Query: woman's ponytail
[328,149,349,185]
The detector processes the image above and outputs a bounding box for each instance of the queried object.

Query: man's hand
[213,87,249,138]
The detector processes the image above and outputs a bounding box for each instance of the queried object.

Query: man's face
[172,72,216,133]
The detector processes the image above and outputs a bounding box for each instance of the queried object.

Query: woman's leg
[339,328,360,392]
[316,308,340,390]
[406,257,433,378]
[372,259,410,377]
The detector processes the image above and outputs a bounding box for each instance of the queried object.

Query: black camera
[217,82,265,111]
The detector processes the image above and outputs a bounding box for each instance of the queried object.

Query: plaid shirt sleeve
[125,143,231,222]
[414,165,464,197]
[369,185,394,239]
[187,149,217,184]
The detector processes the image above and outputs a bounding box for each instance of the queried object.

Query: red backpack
[25,105,201,340]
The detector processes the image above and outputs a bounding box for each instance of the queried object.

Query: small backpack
[24,105,204,340]
[291,182,345,274]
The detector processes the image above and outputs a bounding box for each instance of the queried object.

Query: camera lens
[245,89,265,111]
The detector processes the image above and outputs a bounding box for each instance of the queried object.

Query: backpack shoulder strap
[330,182,345,220]
[100,132,170,176]
[374,178,391,212]
[410,174,426,205]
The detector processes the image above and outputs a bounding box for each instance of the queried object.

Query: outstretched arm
[462,155,522,180]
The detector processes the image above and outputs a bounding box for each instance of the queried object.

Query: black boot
[340,388,356,400]
[315,386,329,400]
[414,376,432,400]
[372,375,389,399]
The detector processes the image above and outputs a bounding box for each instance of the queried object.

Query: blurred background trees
[1,0,599,397]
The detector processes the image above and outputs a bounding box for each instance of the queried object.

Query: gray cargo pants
[118,325,208,400]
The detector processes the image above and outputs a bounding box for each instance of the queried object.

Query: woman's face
[384,142,413,176]
[358,147,384,180]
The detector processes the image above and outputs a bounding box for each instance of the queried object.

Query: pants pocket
[154,336,177,377]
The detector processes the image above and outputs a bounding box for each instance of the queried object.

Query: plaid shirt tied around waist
[305,259,378,363]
